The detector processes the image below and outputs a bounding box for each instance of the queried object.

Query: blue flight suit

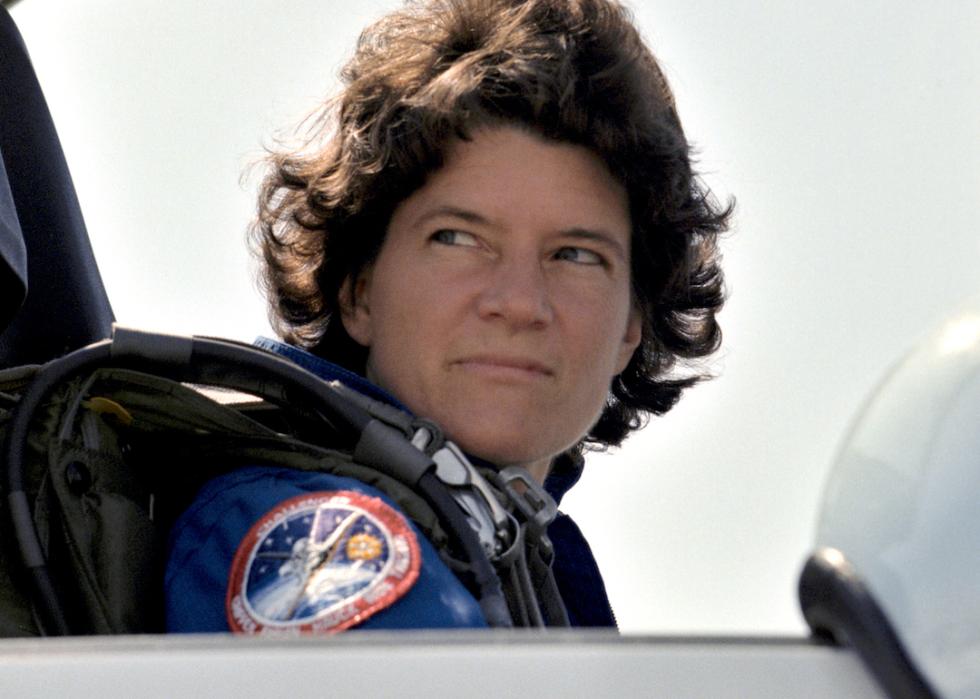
[165,338,616,632]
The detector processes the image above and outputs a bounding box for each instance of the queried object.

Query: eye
[431,229,480,248]
[553,246,605,266]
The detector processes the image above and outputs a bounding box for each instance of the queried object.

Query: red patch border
[225,490,421,634]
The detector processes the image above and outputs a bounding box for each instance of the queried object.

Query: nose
[476,254,554,329]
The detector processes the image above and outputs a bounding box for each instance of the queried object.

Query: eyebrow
[559,228,630,262]
[412,205,490,228]
[414,205,629,261]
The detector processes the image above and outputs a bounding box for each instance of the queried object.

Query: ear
[614,306,643,375]
[339,269,374,347]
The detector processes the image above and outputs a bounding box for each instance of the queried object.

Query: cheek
[363,323,423,408]
[565,285,634,351]
[361,272,446,397]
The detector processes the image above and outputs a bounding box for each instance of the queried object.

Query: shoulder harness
[0,327,569,635]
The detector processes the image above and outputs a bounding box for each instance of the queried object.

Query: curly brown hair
[251,0,731,449]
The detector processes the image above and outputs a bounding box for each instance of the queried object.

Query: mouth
[451,355,555,380]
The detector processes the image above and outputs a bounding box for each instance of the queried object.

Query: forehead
[394,126,631,241]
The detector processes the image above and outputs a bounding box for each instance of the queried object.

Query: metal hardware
[492,466,559,560]
[412,427,515,559]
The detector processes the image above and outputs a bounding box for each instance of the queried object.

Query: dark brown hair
[251,0,731,448]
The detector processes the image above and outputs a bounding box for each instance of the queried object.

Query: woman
[166,0,729,633]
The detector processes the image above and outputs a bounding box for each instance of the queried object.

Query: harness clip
[411,423,514,559]
[493,466,559,561]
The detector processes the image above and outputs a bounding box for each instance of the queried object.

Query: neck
[523,457,552,484]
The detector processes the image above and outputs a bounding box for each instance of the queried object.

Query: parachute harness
[3,327,569,634]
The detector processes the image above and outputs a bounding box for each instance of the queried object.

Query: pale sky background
[10,0,979,634]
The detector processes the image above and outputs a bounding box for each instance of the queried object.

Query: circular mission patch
[226,490,421,634]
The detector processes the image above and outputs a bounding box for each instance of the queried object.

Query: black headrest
[0,5,113,367]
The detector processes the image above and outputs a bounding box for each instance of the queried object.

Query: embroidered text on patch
[226,490,420,633]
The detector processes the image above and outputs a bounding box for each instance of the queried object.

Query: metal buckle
[493,466,559,560]
[411,425,515,559]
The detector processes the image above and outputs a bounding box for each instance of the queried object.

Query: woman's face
[342,126,641,482]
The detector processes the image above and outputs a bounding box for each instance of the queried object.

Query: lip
[451,355,555,379]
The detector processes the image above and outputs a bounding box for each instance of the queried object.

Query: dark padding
[799,548,938,699]
[0,5,113,366]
